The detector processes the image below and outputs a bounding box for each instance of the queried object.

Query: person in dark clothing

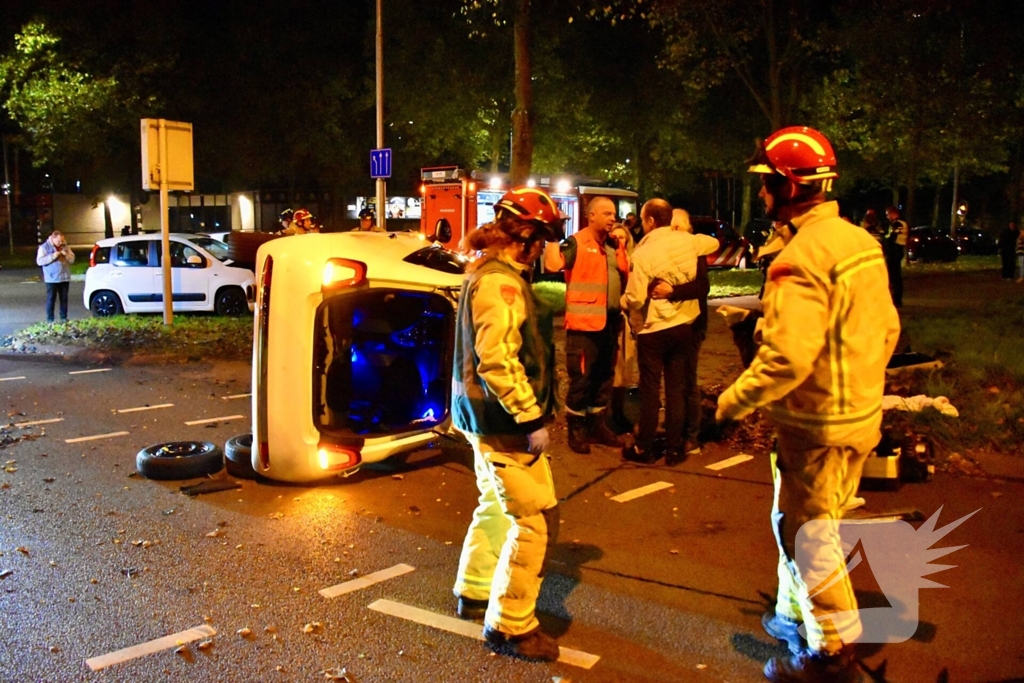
[998,221,1019,280]
[884,206,907,308]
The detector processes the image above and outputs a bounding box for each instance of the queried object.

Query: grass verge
[3,316,253,361]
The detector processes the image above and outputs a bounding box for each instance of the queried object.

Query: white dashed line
[610,481,673,503]
[367,599,600,669]
[14,417,64,428]
[0,376,27,382]
[65,431,130,444]
[184,415,244,426]
[222,393,251,400]
[320,564,416,598]
[85,624,216,671]
[69,368,112,375]
[117,403,174,414]
[705,454,754,471]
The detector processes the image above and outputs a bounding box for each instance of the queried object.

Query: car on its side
[690,217,752,268]
[907,226,959,263]
[84,234,255,317]
[251,230,468,483]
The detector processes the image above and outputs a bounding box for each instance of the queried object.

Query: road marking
[185,414,245,426]
[320,563,416,598]
[85,624,216,671]
[367,599,600,669]
[65,431,130,444]
[117,403,174,414]
[610,481,673,503]
[0,376,27,382]
[222,393,251,400]
[705,454,754,471]
[14,417,64,428]
[69,368,112,375]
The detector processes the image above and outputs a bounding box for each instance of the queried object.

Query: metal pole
[159,119,173,325]
[375,0,386,232]
[2,136,12,256]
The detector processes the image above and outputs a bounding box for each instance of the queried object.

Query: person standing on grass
[884,206,908,308]
[998,221,1018,280]
[1016,224,1024,282]
[36,230,75,323]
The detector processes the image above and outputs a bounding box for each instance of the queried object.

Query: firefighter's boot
[764,646,863,683]
[588,411,625,448]
[484,626,560,662]
[566,415,590,454]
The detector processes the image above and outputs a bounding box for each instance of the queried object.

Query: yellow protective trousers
[453,433,559,637]
[771,431,869,654]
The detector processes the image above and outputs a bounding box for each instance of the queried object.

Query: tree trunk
[509,0,533,185]
[740,175,752,234]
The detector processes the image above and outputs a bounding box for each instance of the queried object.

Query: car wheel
[136,441,224,480]
[90,291,123,317]
[224,433,256,479]
[215,287,248,316]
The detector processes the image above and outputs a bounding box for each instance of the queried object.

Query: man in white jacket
[623,198,718,464]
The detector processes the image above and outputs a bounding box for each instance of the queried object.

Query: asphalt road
[0,268,89,337]
[1,354,1022,683]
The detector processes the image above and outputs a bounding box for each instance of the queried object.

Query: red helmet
[493,187,566,239]
[749,126,838,185]
[293,208,313,224]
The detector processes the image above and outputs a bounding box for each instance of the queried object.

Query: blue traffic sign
[370,148,392,179]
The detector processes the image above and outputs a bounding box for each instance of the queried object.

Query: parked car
[251,230,468,483]
[943,227,997,255]
[906,226,959,263]
[84,234,256,317]
[690,217,752,268]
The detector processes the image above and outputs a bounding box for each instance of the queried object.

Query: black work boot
[764,646,863,683]
[762,612,805,653]
[456,596,488,621]
[588,411,625,447]
[566,414,591,454]
[483,625,560,662]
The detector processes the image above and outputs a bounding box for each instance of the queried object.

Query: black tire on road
[136,441,224,480]
[215,287,248,316]
[224,433,256,479]
[90,290,124,317]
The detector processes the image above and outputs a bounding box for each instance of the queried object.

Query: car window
[402,246,469,275]
[160,242,206,268]
[93,246,111,265]
[187,237,230,262]
[114,241,150,267]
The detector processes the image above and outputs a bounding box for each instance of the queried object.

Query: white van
[84,234,255,316]
[251,230,468,483]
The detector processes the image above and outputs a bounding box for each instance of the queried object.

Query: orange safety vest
[564,229,627,332]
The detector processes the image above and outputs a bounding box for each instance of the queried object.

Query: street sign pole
[158,120,173,325]
[375,0,386,232]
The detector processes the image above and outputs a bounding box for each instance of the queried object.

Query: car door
[155,240,210,310]
[112,239,160,312]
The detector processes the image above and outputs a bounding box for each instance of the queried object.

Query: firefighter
[357,207,384,232]
[451,187,564,662]
[543,196,630,453]
[883,205,908,307]
[277,208,294,233]
[716,126,900,683]
[281,208,317,235]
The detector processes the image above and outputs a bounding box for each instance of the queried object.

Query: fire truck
[418,166,638,250]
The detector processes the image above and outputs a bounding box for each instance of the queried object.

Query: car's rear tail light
[317,443,361,472]
[322,258,367,291]
[90,244,100,267]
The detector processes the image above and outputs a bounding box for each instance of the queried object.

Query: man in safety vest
[716,126,900,683]
[451,186,563,661]
[543,196,629,453]
[884,205,908,308]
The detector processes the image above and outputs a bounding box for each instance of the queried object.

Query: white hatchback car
[84,234,256,316]
[251,230,468,483]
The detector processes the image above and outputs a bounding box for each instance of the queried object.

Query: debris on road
[302,622,323,634]
[320,667,352,681]
[0,569,13,579]
[237,628,253,638]
[180,477,242,497]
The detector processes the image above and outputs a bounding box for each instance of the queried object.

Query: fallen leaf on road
[0,569,13,579]
[269,512,285,520]
[302,622,323,634]
[320,667,351,681]
[196,639,214,651]
[237,627,253,638]
[16,547,29,556]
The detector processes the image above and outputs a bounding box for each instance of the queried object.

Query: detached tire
[136,441,224,480]
[224,433,256,479]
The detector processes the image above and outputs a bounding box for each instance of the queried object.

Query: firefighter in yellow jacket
[451,187,564,661]
[716,127,900,683]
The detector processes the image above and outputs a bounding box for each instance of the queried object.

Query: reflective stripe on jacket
[451,256,556,437]
[718,202,901,450]
[564,229,627,332]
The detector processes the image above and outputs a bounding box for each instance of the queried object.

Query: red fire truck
[419,166,637,250]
